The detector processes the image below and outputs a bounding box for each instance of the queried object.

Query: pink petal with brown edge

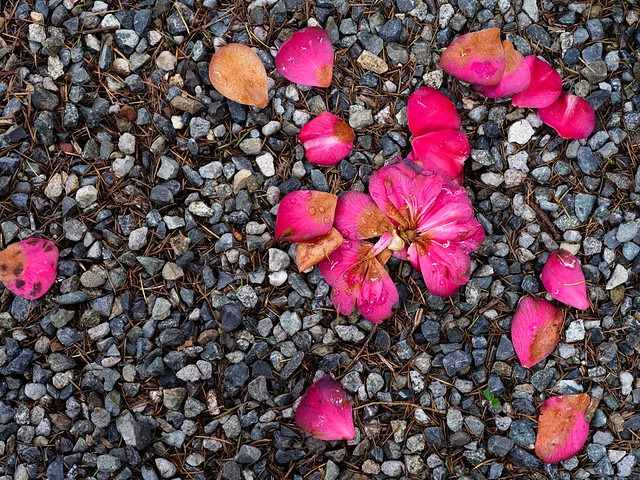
[511,55,562,108]
[295,228,344,272]
[411,129,470,183]
[541,249,589,309]
[295,375,355,441]
[407,87,461,136]
[440,27,505,86]
[511,297,564,368]
[334,191,393,241]
[275,191,337,242]
[538,93,596,140]
[275,26,334,88]
[0,239,58,300]
[298,112,354,165]
[475,40,531,98]
[535,394,590,463]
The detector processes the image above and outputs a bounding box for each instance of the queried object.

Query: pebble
[507,120,535,144]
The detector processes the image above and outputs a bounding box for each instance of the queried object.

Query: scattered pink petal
[0,239,58,300]
[440,27,505,86]
[511,56,562,108]
[538,93,596,139]
[295,228,344,272]
[407,87,461,136]
[298,112,354,165]
[295,375,355,441]
[275,26,334,88]
[333,191,393,240]
[275,191,337,242]
[541,249,589,310]
[511,297,564,368]
[475,40,531,98]
[535,394,590,463]
[410,129,470,182]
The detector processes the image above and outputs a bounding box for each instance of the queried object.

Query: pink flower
[0,238,58,300]
[298,112,354,165]
[540,249,589,309]
[275,26,334,88]
[538,93,596,140]
[511,55,562,108]
[474,40,531,99]
[295,375,355,441]
[535,394,590,463]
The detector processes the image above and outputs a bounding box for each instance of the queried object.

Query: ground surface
[0,0,639,479]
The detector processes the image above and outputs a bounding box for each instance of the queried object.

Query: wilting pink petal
[541,249,589,309]
[411,129,470,182]
[409,241,472,296]
[511,297,564,368]
[298,112,354,165]
[275,26,334,88]
[275,191,337,242]
[475,40,531,98]
[538,93,596,140]
[440,27,505,86]
[0,239,58,300]
[535,394,590,463]
[511,56,562,108]
[407,87,461,136]
[334,191,393,240]
[296,228,344,272]
[295,375,355,441]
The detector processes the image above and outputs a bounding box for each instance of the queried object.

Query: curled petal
[475,40,531,98]
[298,112,354,165]
[511,56,562,108]
[295,375,355,441]
[275,26,334,88]
[538,93,596,140]
[0,239,58,300]
[407,87,461,136]
[440,27,505,86]
[296,228,344,272]
[411,129,470,183]
[511,297,564,368]
[275,191,337,242]
[334,191,392,240]
[535,394,590,463]
[541,249,589,309]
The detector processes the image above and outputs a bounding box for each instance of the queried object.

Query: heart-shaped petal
[440,27,505,86]
[275,26,334,88]
[298,112,354,165]
[275,191,338,242]
[0,239,58,300]
[295,228,344,272]
[475,40,531,98]
[538,93,596,139]
[407,87,461,136]
[541,249,589,310]
[511,56,562,108]
[411,129,470,183]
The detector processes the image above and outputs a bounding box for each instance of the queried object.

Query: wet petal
[0,239,58,300]
[475,40,531,98]
[275,191,337,242]
[275,26,334,88]
[511,56,562,108]
[410,241,471,297]
[298,112,354,165]
[541,249,589,309]
[334,191,392,240]
[440,27,505,85]
[511,297,564,368]
[535,394,590,463]
[296,228,344,272]
[538,93,596,140]
[295,375,355,441]
[318,240,366,288]
[417,202,484,246]
[356,259,399,324]
[411,129,470,182]
[407,87,461,136]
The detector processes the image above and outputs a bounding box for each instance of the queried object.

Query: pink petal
[440,27,505,86]
[298,112,355,165]
[407,87,461,136]
[355,257,398,324]
[475,40,531,98]
[0,239,58,300]
[535,394,590,463]
[410,241,471,296]
[295,228,344,272]
[411,129,470,182]
[295,375,355,441]
[275,26,334,88]
[334,191,393,240]
[511,297,564,368]
[511,56,562,108]
[275,191,337,242]
[538,93,596,140]
[541,249,589,309]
